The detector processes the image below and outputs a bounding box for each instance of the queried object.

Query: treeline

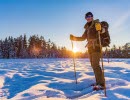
[0,34,79,58]
[103,43,130,58]
[0,34,130,58]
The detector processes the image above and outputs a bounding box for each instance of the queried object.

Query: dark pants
[89,52,104,86]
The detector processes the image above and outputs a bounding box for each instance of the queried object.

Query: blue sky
[0,0,130,52]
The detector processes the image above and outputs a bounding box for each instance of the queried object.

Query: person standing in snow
[70,12,105,88]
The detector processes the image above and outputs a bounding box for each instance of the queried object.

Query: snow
[0,58,130,100]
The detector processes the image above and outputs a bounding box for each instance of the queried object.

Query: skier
[70,12,106,89]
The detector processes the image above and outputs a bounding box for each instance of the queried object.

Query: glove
[70,34,74,40]
[95,23,101,31]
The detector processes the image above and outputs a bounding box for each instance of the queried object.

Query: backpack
[100,21,110,47]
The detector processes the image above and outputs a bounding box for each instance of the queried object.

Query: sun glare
[73,47,78,53]
[32,46,40,55]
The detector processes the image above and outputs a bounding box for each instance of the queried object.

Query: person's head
[85,12,93,22]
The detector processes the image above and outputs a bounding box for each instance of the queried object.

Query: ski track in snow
[0,58,130,100]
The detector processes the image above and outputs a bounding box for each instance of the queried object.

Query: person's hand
[70,34,74,40]
[95,23,101,31]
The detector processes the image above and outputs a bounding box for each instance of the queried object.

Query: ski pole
[106,47,110,63]
[105,47,109,63]
[71,40,78,84]
[98,31,107,96]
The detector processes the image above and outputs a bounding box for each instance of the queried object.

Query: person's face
[85,15,93,22]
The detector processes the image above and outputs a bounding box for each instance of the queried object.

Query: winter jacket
[72,19,101,54]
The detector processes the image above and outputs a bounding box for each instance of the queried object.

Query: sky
[0,0,130,52]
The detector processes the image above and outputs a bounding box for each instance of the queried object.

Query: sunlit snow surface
[0,58,130,100]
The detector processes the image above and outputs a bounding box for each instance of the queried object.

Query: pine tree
[2,38,9,58]
[46,39,51,58]
[0,40,3,58]
[21,34,28,58]
[40,36,46,58]
[8,36,16,58]
[51,42,57,58]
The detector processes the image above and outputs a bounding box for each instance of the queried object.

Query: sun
[73,47,78,53]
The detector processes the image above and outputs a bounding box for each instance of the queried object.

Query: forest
[0,34,130,58]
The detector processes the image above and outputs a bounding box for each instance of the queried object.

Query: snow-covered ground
[0,58,130,100]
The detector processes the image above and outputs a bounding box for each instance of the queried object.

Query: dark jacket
[72,19,101,54]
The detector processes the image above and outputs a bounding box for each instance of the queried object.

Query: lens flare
[73,47,78,53]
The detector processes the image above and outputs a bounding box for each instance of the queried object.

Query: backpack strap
[85,19,100,48]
